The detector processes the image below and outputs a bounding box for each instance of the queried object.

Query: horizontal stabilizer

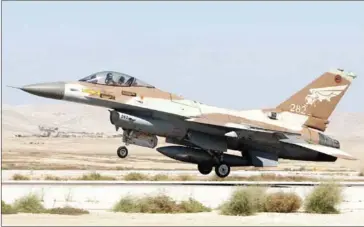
[280,139,357,160]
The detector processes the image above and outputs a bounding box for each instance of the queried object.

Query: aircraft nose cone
[21,82,65,100]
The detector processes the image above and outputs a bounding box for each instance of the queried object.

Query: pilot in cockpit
[118,76,125,85]
[105,72,117,85]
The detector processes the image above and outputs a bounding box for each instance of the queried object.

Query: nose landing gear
[117,146,128,159]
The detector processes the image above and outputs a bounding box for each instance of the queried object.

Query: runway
[2,169,363,181]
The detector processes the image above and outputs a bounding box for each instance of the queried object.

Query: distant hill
[2,103,364,139]
[2,103,116,137]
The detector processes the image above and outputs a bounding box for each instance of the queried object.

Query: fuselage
[64,81,308,133]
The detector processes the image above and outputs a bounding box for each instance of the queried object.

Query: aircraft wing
[280,138,357,160]
[185,117,285,138]
[186,117,356,160]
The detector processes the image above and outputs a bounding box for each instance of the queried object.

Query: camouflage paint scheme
[16,68,358,177]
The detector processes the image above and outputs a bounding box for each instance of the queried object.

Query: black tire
[117,146,128,158]
[197,164,213,175]
[215,163,230,178]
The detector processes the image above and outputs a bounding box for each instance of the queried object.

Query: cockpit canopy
[78,71,154,88]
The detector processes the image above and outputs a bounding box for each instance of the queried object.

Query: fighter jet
[12,69,358,178]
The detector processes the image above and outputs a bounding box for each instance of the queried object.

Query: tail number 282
[289,104,307,115]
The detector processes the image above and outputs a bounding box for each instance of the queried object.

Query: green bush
[220,187,266,216]
[113,194,211,213]
[264,191,302,213]
[12,174,30,181]
[46,206,89,215]
[2,200,18,214]
[304,182,343,214]
[12,194,45,213]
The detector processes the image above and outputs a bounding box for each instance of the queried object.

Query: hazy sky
[2,1,364,112]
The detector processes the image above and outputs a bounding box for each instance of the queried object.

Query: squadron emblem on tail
[305,85,348,107]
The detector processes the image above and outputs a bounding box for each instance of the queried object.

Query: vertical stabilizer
[276,69,357,131]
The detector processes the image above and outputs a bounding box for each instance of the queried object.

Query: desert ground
[3,210,364,226]
[2,136,363,172]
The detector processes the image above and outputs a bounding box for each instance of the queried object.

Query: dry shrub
[46,206,89,215]
[151,174,170,181]
[12,174,30,181]
[176,174,194,181]
[220,187,266,216]
[113,194,210,213]
[304,182,343,214]
[123,172,150,181]
[208,175,229,181]
[264,191,302,213]
[12,194,45,213]
[113,197,139,213]
[138,195,182,213]
[248,174,314,182]
[2,200,17,214]
[208,174,315,182]
[179,198,211,213]
[77,173,116,181]
[44,175,62,180]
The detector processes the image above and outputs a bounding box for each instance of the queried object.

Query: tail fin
[276,69,357,131]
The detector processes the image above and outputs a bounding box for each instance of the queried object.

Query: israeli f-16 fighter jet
[13,68,357,178]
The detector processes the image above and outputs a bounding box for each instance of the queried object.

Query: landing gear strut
[117,146,128,158]
[205,150,231,178]
[116,129,132,159]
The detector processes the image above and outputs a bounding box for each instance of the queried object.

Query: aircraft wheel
[215,163,230,178]
[117,146,128,158]
[198,164,213,175]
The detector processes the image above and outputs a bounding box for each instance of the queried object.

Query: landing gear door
[170,93,202,117]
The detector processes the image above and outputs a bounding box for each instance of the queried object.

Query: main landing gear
[197,163,231,178]
[197,151,231,178]
[117,146,128,159]
[215,163,230,178]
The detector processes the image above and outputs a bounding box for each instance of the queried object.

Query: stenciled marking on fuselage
[120,113,136,122]
[82,88,101,96]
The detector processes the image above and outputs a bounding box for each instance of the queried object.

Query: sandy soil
[2,210,363,226]
[2,137,363,172]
